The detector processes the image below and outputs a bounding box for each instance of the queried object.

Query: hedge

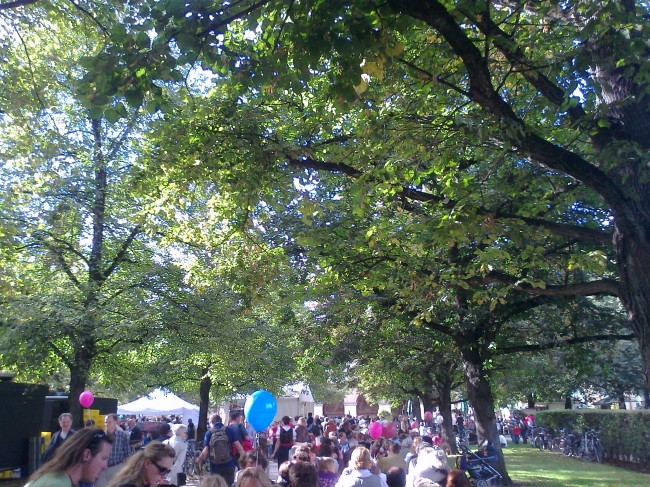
[535,409,650,467]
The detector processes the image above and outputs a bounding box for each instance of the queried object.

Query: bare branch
[499,333,635,354]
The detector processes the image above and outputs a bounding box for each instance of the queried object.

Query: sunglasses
[87,431,107,449]
[151,459,171,477]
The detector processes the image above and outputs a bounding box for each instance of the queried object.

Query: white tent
[117,388,200,426]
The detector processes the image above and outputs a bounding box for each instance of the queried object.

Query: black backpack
[209,425,233,464]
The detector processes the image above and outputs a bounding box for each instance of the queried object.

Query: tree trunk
[196,368,211,441]
[527,393,535,410]
[420,392,438,421]
[564,396,572,409]
[69,366,89,430]
[614,217,650,407]
[618,393,626,410]
[463,357,512,486]
[437,380,457,454]
[411,396,422,422]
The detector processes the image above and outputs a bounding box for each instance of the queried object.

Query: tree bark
[197,368,211,441]
[527,393,535,410]
[69,366,89,430]
[617,393,626,410]
[411,396,422,422]
[462,355,512,486]
[437,380,457,454]
[564,396,572,409]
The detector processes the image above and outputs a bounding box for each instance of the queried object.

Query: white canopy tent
[117,388,200,426]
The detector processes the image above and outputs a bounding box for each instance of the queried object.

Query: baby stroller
[456,439,502,487]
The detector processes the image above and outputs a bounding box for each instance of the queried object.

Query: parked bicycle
[578,428,603,463]
[533,427,552,451]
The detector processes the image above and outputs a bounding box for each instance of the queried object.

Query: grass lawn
[501,443,650,487]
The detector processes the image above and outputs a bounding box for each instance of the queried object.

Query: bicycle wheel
[534,436,543,451]
[551,440,560,453]
[595,441,603,463]
[579,446,595,462]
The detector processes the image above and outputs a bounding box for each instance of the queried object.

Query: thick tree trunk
[196,369,211,441]
[564,396,572,409]
[69,366,89,430]
[527,393,535,410]
[411,396,422,422]
[614,217,650,406]
[437,380,457,454]
[420,392,438,421]
[463,358,512,486]
[618,393,626,410]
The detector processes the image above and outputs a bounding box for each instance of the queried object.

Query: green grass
[502,443,650,487]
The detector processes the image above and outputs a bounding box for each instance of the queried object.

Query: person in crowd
[385,467,406,487]
[187,418,196,441]
[325,420,338,437]
[27,427,112,487]
[276,461,292,487]
[335,447,387,487]
[230,411,250,462]
[271,416,294,467]
[269,421,279,457]
[318,443,340,472]
[404,437,422,472]
[106,442,175,487]
[96,413,133,487]
[42,413,76,463]
[156,423,173,442]
[444,470,469,487]
[127,419,143,450]
[406,448,449,487]
[306,413,314,430]
[143,433,153,446]
[200,474,229,487]
[235,466,274,487]
[85,420,96,428]
[377,444,406,473]
[317,458,339,487]
[295,417,310,444]
[196,413,240,487]
[293,447,311,463]
[289,461,319,487]
[311,418,324,439]
[234,450,269,485]
[511,422,521,445]
[163,424,188,485]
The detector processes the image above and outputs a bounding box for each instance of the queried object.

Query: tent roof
[117,388,199,416]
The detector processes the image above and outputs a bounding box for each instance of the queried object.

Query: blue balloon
[244,390,277,432]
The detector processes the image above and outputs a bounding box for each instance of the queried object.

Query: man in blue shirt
[196,413,242,486]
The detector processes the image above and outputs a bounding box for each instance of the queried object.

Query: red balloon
[79,391,94,409]
[369,421,384,440]
[383,422,397,439]
[411,421,419,429]
[424,411,433,422]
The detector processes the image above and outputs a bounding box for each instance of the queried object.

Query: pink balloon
[383,422,397,439]
[411,421,419,429]
[79,391,94,408]
[424,411,433,422]
[369,421,384,440]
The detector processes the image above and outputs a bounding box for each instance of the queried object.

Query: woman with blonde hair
[200,474,229,487]
[235,466,274,487]
[335,447,387,487]
[404,438,422,472]
[106,442,175,487]
[295,417,310,444]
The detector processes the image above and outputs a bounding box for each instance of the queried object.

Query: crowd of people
[30,410,474,487]
[195,411,470,487]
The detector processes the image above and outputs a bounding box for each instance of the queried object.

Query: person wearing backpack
[196,414,241,486]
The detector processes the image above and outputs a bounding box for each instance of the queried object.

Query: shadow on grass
[502,443,650,487]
